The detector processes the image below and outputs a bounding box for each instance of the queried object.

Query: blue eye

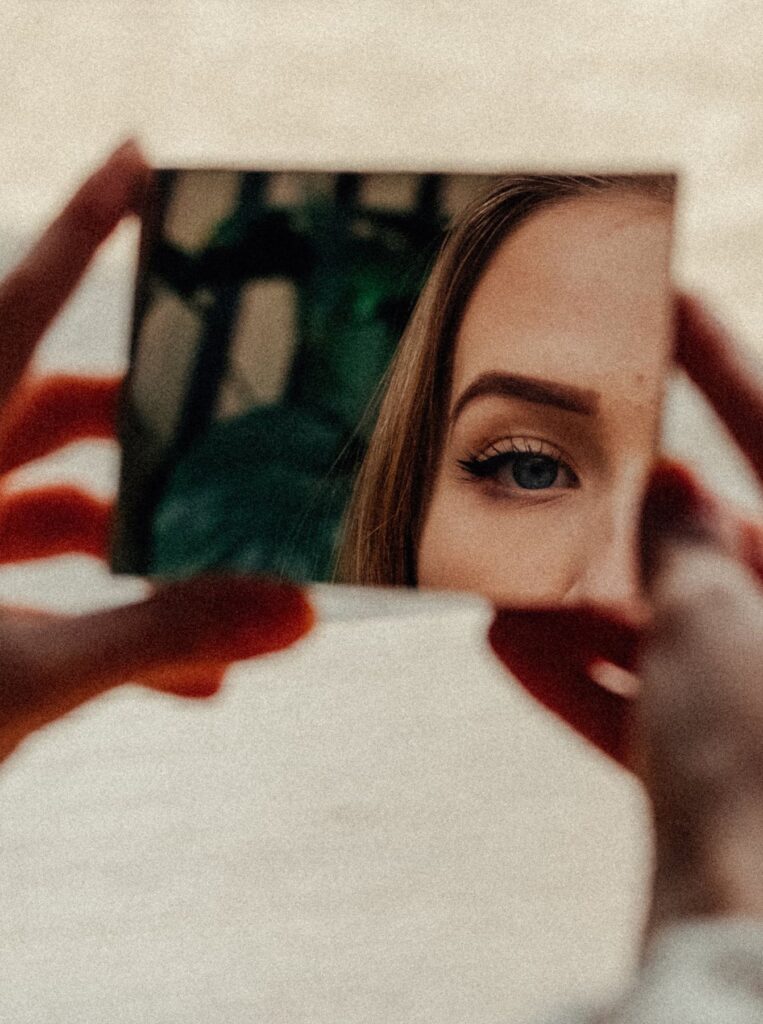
[458,440,579,493]
[508,453,561,489]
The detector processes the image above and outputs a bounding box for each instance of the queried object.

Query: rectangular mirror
[112,168,676,603]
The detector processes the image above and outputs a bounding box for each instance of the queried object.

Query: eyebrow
[450,371,600,426]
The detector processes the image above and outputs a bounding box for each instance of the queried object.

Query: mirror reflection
[113,169,675,616]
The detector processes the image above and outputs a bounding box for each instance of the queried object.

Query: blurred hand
[636,297,763,929]
[636,465,763,931]
[0,142,314,763]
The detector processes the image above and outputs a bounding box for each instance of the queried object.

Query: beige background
[0,3,761,1022]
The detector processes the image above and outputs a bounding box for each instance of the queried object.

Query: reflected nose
[563,484,652,699]
[564,503,650,627]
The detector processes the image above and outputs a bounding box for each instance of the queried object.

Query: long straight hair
[335,173,675,586]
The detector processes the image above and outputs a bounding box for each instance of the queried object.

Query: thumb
[0,577,314,761]
[37,575,315,689]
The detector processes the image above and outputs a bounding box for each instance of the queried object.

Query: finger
[0,141,149,407]
[489,606,638,763]
[0,486,111,562]
[0,375,120,476]
[641,459,763,589]
[0,577,314,761]
[675,294,763,480]
[24,575,314,690]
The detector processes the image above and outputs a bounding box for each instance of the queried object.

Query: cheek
[417,484,585,604]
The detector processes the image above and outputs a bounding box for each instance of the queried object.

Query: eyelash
[457,436,580,494]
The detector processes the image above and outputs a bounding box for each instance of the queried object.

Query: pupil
[512,454,559,489]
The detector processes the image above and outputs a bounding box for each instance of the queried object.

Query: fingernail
[640,461,716,586]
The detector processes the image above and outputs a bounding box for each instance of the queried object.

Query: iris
[509,453,559,489]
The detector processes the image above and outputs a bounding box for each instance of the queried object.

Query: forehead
[452,192,673,400]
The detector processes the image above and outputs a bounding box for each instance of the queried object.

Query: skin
[418,193,673,693]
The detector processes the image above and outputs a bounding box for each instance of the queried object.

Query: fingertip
[104,138,150,182]
[71,140,150,236]
[108,139,152,216]
[109,138,145,161]
[147,575,316,664]
[212,577,316,658]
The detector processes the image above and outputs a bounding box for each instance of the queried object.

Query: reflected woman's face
[418,193,672,637]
